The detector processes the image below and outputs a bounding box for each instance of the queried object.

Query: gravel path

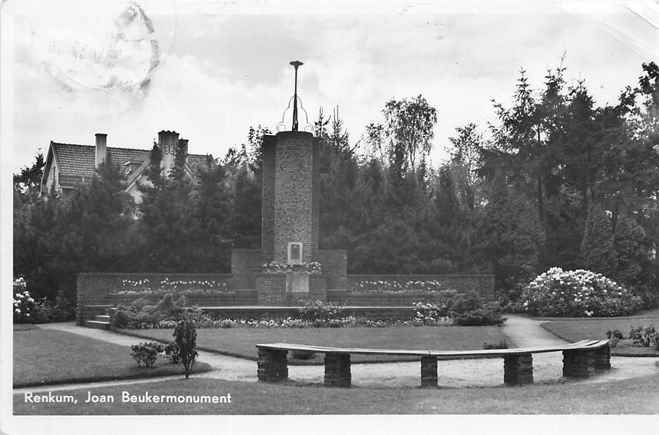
[23,319,657,391]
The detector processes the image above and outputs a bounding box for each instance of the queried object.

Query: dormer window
[287,242,302,264]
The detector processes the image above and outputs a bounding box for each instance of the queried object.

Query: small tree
[173,315,197,379]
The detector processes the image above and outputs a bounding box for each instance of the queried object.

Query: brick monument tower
[261,131,320,264]
[230,61,347,305]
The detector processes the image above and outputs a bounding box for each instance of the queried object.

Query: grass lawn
[13,327,212,387]
[120,326,509,364]
[14,373,659,414]
[540,308,659,357]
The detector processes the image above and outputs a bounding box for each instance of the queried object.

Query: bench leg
[593,345,611,371]
[563,349,596,378]
[324,353,351,387]
[420,356,438,387]
[257,348,288,382]
[504,354,533,386]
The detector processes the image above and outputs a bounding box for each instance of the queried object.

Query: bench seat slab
[420,356,438,387]
[257,348,288,382]
[503,353,533,386]
[324,353,351,387]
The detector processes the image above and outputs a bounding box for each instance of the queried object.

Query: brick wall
[231,249,264,289]
[348,274,495,297]
[76,272,255,323]
[323,273,496,306]
[271,131,319,263]
[318,249,348,289]
[255,273,287,305]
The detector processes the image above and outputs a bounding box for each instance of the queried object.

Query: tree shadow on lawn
[13,328,211,388]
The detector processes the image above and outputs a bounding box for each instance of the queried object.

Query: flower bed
[261,261,322,274]
[350,279,458,294]
[520,267,643,317]
[112,295,504,329]
[110,278,231,297]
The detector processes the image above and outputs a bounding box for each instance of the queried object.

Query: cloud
[10,1,658,171]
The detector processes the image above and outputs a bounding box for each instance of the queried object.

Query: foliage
[521,267,643,317]
[352,279,458,293]
[164,342,181,364]
[290,350,316,360]
[483,340,508,349]
[412,302,451,325]
[13,62,659,313]
[31,295,75,323]
[453,307,505,326]
[111,309,133,329]
[13,278,35,323]
[606,329,625,347]
[299,300,343,322]
[130,342,164,368]
[628,325,657,348]
[173,317,198,379]
[261,261,322,274]
[111,293,188,329]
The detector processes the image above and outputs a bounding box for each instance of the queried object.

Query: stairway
[84,313,111,329]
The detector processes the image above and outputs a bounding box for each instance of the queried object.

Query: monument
[231,61,347,305]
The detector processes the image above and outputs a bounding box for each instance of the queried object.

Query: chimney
[95,133,107,168]
[178,138,189,157]
[158,130,180,176]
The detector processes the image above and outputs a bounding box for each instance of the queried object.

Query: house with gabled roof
[41,130,213,203]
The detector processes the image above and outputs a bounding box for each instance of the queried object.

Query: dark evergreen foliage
[12,62,659,308]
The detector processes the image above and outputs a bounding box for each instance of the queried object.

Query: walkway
[20,318,657,392]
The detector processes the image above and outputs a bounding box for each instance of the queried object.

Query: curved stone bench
[256,339,611,387]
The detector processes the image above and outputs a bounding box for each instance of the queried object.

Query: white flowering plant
[520,267,643,317]
[352,279,450,294]
[111,278,230,296]
[13,277,35,323]
[261,261,322,274]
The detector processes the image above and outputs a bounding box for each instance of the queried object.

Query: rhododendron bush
[520,268,643,317]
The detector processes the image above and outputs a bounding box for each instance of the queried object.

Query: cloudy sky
[7,0,659,170]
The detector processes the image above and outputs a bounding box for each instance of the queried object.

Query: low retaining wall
[76,273,248,323]
[201,306,415,321]
[332,273,496,305]
[77,271,495,322]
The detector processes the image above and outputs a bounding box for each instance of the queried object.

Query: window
[287,242,303,264]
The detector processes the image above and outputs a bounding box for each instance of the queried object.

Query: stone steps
[85,319,110,329]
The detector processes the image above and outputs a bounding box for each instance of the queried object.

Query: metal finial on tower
[289,60,303,131]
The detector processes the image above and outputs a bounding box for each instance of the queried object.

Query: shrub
[606,329,625,347]
[164,342,180,364]
[111,309,134,329]
[454,307,505,326]
[483,340,508,349]
[520,267,643,317]
[606,329,625,340]
[291,350,315,360]
[448,292,482,314]
[299,300,343,322]
[413,302,449,325]
[13,278,35,323]
[152,293,187,321]
[629,326,656,347]
[174,317,198,379]
[31,295,75,323]
[130,342,164,368]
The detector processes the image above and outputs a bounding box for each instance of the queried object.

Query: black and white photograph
[1,0,658,433]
